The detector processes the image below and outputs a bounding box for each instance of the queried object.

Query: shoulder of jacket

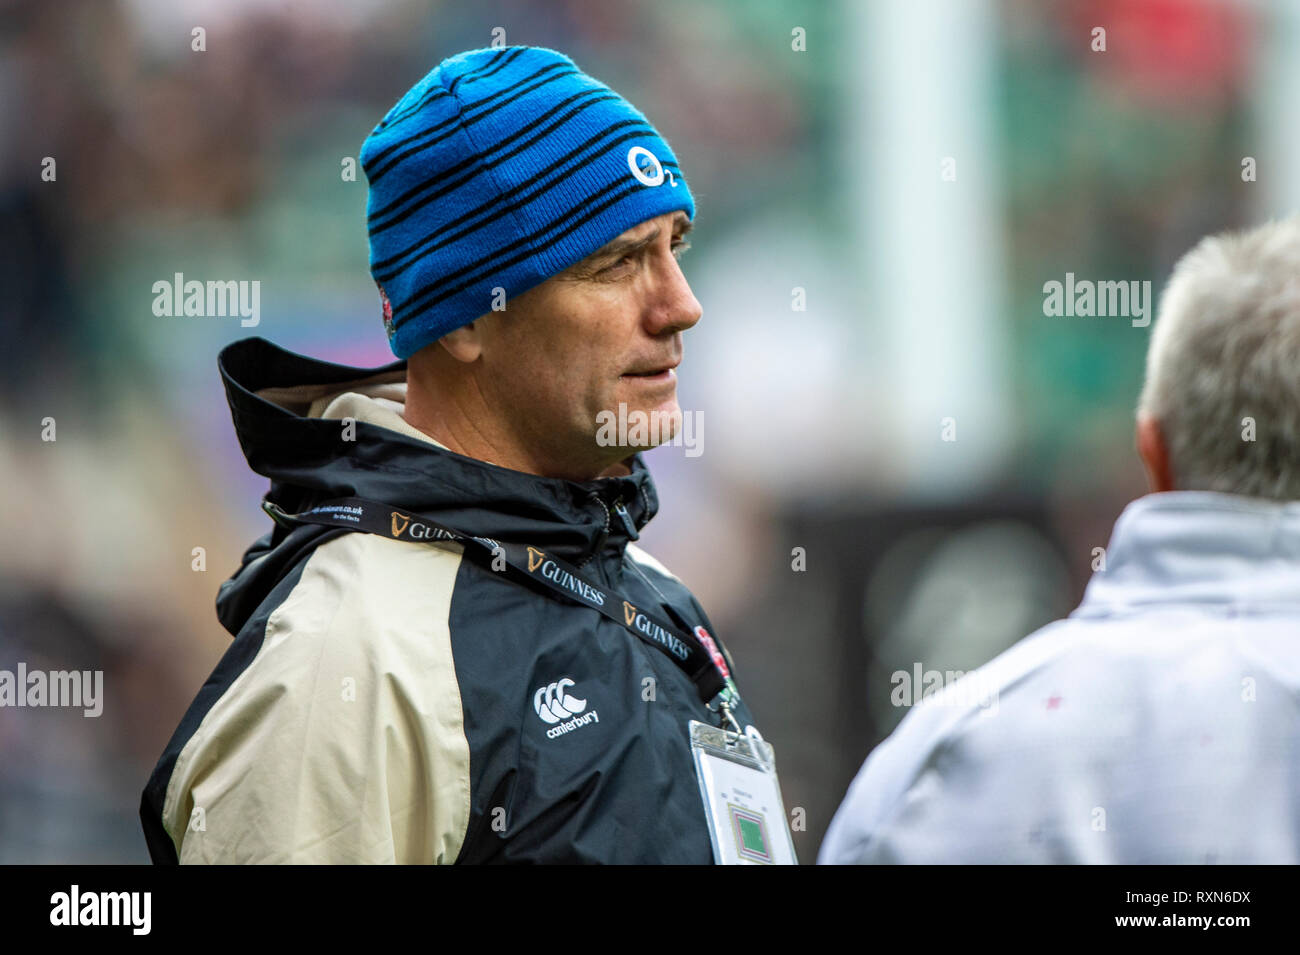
[164,528,473,863]
[256,530,473,655]
[298,530,466,597]
[624,541,683,584]
[822,620,1081,863]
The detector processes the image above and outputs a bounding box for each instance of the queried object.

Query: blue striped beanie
[361,45,696,359]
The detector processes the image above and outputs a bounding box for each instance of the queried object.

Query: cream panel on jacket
[162,531,472,863]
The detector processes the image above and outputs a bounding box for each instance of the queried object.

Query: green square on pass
[738,817,766,853]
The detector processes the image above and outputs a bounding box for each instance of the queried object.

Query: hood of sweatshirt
[213,336,660,637]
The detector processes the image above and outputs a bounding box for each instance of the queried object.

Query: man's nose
[644,252,703,336]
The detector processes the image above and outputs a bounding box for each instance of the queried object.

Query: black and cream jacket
[140,336,757,864]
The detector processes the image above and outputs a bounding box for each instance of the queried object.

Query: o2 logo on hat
[627,146,676,188]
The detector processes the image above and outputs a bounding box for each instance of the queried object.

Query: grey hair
[1137,215,1300,501]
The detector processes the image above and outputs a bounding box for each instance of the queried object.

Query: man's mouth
[621,361,679,383]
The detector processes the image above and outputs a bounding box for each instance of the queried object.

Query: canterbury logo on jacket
[139,336,757,864]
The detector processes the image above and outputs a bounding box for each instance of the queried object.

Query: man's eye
[601,240,690,275]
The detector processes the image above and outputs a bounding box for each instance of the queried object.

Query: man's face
[473,210,701,469]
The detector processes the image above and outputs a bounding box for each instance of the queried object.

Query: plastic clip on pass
[717,698,743,735]
[745,724,773,775]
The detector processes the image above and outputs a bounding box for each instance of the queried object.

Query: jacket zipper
[579,493,639,569]
[578,493,612,569]
[613,500,640,541]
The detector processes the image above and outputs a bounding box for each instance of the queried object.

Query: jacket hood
[214,336,660,636]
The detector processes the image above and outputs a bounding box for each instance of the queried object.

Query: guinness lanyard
[261,496,740,713]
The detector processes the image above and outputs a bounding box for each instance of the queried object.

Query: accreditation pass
[689,720,798,865]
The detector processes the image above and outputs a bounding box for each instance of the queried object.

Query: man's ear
[438,319,484,364]
[1136,414,1176,493]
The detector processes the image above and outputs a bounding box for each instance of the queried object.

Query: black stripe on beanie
[372,122,654,280]
[368,89,621,236]
[449,44,529,94]
[365,62,577,182]
[390,167,681,330]
[379,46,526,131]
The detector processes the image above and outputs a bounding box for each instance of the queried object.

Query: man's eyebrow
[583,215,693,266]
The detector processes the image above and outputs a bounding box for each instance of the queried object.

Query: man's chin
[595,397,683,452]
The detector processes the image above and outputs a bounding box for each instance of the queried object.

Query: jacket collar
[218,336,659,569]
[1072,490,1300,617]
